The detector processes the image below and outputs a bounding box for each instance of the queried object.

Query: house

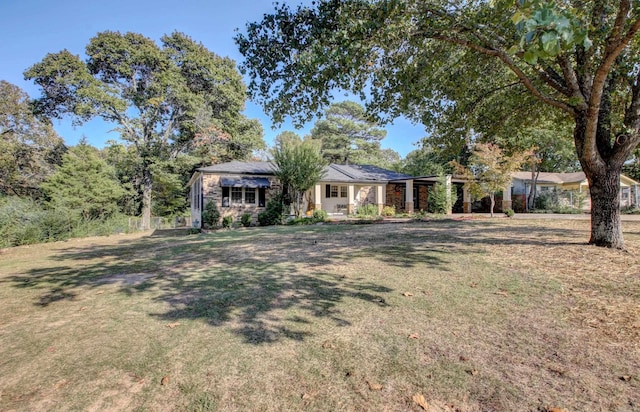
[187,161,458,227]
[511,171,640,210]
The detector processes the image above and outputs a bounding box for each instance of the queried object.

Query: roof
[512,171,640,186]
[196,161,412,183]
[197,161,274,175]
[322,164,413,183]
[512,171,587,184]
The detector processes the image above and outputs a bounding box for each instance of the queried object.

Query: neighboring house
[188,161,456,227]
[511,171,640,210]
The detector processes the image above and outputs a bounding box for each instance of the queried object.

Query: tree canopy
[236,0,640,248]
[0,81,65,197]
[452,143,532,217]
[41,141,124,220]
[271,132,326,217]
[26,31,264,229]
[310,101,387,164]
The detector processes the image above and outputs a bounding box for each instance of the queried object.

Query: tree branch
[433,35,575,114]
[584,12,640,163]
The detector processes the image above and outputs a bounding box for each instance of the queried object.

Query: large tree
[0,80,64,197]
[236,0,640,248]
[271,132,326,217]
[26,31,264,229]
[310,101,387,164]
[41,141,124,220]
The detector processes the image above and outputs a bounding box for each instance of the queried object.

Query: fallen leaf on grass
[367,380,383,391]
[301,392,317,400]
[620,375,632,381]
[80,306,87,311]
[412,393,429,410]
[96,291,104,295]
[54,379,68,389]
[166,322,181,329]
[161,375,169,386]
[467,369,478,376]
[408,333,419,339]
[322,341,335,349]
[403,292,414,297]
[495,290,509,297]
[546,408,568,412]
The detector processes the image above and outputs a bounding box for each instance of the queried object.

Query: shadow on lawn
[3,220,586,344]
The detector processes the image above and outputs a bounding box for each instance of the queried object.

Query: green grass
[0,219,639,411]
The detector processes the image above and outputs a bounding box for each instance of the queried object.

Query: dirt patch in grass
[0,219,639,411]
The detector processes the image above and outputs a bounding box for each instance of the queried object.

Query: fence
[128,216,192,231]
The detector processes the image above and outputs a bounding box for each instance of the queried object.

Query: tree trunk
[527,164,539,211]
[584,166,623,248]
[489,192,495,217]
[574,115,625,248]
[141,167,152,231]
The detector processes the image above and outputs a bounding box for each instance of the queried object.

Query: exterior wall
[190,173,203,227]
[318,183,350,213]
[386,183,405,212]
[199,173,281,227]
[355,185,376,207]
[417,185,429,212]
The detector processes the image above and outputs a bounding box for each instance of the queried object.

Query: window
[340,186,348,198]
[222,187,230,207]
[245,188,256,204]
[221,187,265,206]
[231,187,243,204]
[331,185,339,197]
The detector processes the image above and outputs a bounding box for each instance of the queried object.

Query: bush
[222,215,233,228]
[504,208,515,218]
[258,195,286,226]
[0,196,131,248]
[356,203,378,217]
[381,205,396,217]
[312,209,328,222]
[241,213,252,227]
[428,175,456,214]
[201,201,220,229]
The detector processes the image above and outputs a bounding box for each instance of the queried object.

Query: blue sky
[0,0,426,157]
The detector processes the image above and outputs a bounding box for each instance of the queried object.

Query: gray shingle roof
[322,164,412,182]
[197,161,275,175]
[197,161,411,183]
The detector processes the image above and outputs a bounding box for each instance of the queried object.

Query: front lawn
[0,219,638,411]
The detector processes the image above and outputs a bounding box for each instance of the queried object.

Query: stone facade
[386,184,405,212]
[199,173,281,226]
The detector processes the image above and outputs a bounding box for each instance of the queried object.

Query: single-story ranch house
[187,161,467,227]
[187,161,640,227]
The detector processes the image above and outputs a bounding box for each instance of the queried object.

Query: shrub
[428,175,456,214]
[258,195,286,226]
[240,213,252,227]
[201,201,220,229]
[312,209,328,222]
[222,215,233,228]
[504,208,515,218]
[356,203,378,217]
[381,205,395,217]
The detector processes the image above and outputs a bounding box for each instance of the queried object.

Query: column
[502,183,512,211]
[314,183,322,211]
[463,185,472,213]
[445,175,453,215]
[348,184,355,214]
[376,184,384,214]
[405,179,414,213]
